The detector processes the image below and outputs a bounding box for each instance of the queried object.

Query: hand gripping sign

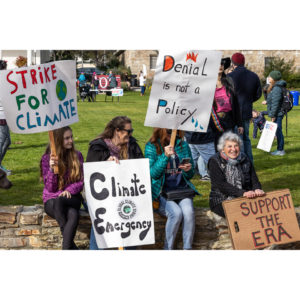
[0,60,78,134]
[223,189,300,250]
[84,159,155,249]
[144,50,222,133]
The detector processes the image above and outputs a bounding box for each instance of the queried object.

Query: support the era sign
[223,189,300,250]
[84,159,155,249]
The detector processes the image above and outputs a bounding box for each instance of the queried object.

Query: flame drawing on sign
[186,52,198,63]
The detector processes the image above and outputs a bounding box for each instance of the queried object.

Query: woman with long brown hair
[86,116,144,249]
[40,126,84,250]
[145,128,199,250]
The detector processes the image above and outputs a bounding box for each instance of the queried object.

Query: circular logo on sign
[56,80,67,101]
[117,200,137,220]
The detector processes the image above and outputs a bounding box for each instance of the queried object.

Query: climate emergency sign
[0,60,78,134]
[84,159,155,249]
[144,50,222,132]
[223,189,300,250]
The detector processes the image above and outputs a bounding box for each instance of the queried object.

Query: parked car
[76,67,104,82]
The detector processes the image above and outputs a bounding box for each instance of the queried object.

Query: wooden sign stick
[170,129,177,147]
[118,247,124,250]
[48,130,59,174]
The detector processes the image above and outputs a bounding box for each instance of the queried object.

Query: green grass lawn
[0,89,299,207]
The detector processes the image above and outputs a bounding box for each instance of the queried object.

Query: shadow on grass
[261,174,300,193]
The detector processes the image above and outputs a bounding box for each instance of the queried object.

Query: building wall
[122,50,158,78]
[222,50,300,78]
[0,50,51,68]
[120,50,300,79]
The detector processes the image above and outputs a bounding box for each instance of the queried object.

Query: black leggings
[44,193,83,250]
[211,203,226,218]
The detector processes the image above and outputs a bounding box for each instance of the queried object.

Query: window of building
[264,57,274,70]
[150,55,158,70]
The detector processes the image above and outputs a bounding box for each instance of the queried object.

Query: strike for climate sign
[144,50,222,132]
[0,60,78,134]
[84,159,155,249]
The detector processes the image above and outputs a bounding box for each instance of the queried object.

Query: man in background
[228,52,262,163]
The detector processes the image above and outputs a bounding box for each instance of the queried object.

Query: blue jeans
[237,120,253,163]
[157,195,195,250]
[275,115,284,151]
[0,124,11,165]
[188,142,215,177]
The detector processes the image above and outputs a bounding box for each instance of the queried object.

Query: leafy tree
[264,56,295,81]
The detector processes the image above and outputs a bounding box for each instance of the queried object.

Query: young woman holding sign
[145,128,199,250]
[86,116,144,250]
[40,126,84,250]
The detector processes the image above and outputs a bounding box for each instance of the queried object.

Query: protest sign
[223,189,300,250]
[257,121,278,152]
[0,60,78,134]
[96,75,121,90]
[84,158,155,249]
[112,88,123,97]
[144,50,222,132]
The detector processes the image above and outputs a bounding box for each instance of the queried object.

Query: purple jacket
[41,151,84,203]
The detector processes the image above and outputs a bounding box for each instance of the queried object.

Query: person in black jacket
[211,57,243,151]
[85,116,144,249]
[208,131,265,218]
[227,53,262,164]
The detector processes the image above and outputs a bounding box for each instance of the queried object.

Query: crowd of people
[0,52,289,249]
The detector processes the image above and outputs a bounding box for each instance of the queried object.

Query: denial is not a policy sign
[144,50,222,132]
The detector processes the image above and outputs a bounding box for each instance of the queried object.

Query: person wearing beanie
[267,70,286,156]
[227,52,262,164]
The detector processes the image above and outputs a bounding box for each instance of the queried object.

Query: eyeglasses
[122,128,134,135]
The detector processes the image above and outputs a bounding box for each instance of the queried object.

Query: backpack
[281,87,293,114]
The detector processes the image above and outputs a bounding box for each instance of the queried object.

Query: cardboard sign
[112,88,123,97]
[144,50,222,132]
[257,121,278,152]
[84,159,155,249]
[223,189,300,250]
[0,60,78,134]
[96,75,121,90]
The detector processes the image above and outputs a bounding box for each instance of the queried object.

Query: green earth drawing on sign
[123,205,131,214]
[56,80,67,101]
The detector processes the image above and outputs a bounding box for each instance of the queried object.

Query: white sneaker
[0,165,12,176]
[271,150,285,156]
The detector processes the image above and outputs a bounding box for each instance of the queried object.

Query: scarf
[104,139,121,159]
[220,151,243,199]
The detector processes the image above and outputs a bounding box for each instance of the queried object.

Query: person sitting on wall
[85,116,144,249]
[145,128,199,249]
[208,132,265,218]
[40,126,84,250]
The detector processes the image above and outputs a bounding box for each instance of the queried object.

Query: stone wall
[120,50,158,78]
[1,205,300,250]
[119,50,300,80]
[222,50,300,78]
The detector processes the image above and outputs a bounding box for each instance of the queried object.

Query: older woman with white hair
[207,132,265,217]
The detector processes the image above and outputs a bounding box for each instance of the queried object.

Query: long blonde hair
[40,126,82,190]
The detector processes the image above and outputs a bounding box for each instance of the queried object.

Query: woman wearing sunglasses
[86,116,144,249]
[145,128,199,250]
